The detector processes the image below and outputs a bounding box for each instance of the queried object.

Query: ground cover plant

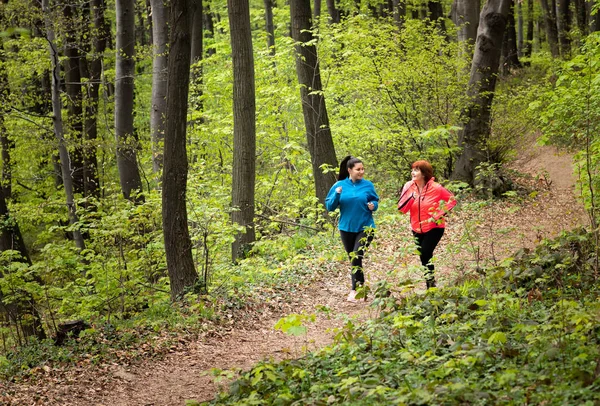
[207,229,600,405]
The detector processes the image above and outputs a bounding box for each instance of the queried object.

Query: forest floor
[1,140,588,405]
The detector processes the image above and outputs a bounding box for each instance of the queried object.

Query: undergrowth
[206,228,600,405]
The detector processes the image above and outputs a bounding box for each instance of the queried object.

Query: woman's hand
[336,186,342,194]
[367,202,375,211]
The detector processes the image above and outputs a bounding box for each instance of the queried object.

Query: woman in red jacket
[397,160,456,289]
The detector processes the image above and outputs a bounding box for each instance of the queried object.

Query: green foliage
[208,230,600,405]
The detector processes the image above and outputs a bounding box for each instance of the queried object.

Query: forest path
[3,141,587,405]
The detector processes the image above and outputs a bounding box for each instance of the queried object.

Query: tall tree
[0,40,11,200]
[162,0,198,299]
[63,3,86,196]
[264,0,276,55]
[451,0,511,186]
[500,0,521,73]
[42,0,85,250]
[325,0,341,23]
[522,0,534,57]
[450,0,480,46]
[150,0,170,174]
[115,0,144,200]
[587,0,600,31]
[228,0,257,261]
[392,0,406,29]
[556,0,571,57]
[0,188,46,341]
[290,0,337,205]
[539,0,560,57]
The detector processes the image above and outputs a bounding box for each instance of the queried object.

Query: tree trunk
[325,0,341,23]
[190,0,202,63]
[43,0,86,251]
[427,0,447,33]
[392,0,406,29]
[150,0,170,175]
[500,0,521,73]
[522,0,533,57]
[0,188,46,341]
[290,0,337,205]
[573,0,587,34]
[264,0,276,55]
[517,0,523,53]
[204,4,216,56]
[587,0,600,31]
[0,48,11,200]
[451,0,511,186]
[78,0,101,200]
[314,0,321,19]
[451,0,480,43]
[539,0,560,57]
[63,4,86,196]
[115,0,144,201]
[556,0,571,57]
[228,0,257,262]
[163,0,198,300]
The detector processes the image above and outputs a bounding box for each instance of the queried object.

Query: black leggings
[413,228,445,280]
[340,230,374,290]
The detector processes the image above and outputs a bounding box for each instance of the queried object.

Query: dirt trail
[2,142,588,405]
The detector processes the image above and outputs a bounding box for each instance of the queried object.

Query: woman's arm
[325,182,342,212]
[397,181,415,213]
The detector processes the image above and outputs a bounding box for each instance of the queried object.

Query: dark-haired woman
[397,160,456,289]
[325,156,379,303]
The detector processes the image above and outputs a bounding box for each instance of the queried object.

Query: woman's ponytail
[338,156,352,180]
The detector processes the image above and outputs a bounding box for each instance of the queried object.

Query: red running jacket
[397,178,456,234]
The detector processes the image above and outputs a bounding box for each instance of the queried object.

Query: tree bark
[228,0,257,262]
[573,0,587,34]
[539,0,560,57]
[427,0,447,33]
[0,46,11,200]
[522,0,533,57]
[79,0,101,200]
[452,0,511,186]
[314,0,321,19]
[556,0,571,57]
[163,0,199,300]
[392,0,406,29]
[63,4,86,196]
[0,188,46,340]
[150,0,170,175]
[115,0,144,201]
[290,0,337,206]
[43,0,86,251]
[264,0,276,55]
[587,0,600,31]
[325,0,341,23]
[450,0,480,45]
[204,4,216,56]
[500,0,521,73]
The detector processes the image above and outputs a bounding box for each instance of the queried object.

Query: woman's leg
[340,230,374,290]
[413,228,445,285]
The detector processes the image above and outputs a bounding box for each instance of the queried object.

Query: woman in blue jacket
[325,156,379,303]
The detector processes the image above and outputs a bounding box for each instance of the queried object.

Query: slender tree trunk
[190,0,202,63]
[587,0,600,31]
[78,1,101,200]
[150,0,170,174]
[204,5,216,56]
[450,0,480,56]
[0,49,11,200]
[540,0,560,57]
[0,188,46,340]
[63,4,86,196]
[115,0,144,200]
[574,0,587,34]
[163,0,198,300]
[228,0,257,262]
[427,0,447,33]
[290,0,337,205]
[264,0,276,55]
[325,0,341,23]
[392,0,406,29]
[314,0,321,19]
[452,0,511,186]
[517,0,523,53]
[501,0,521,73]
[522,0,534,57]
[43,0,85,251]
[556,0,571,57]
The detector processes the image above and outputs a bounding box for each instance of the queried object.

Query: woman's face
[411,167,424,184]
[349,163,365,181]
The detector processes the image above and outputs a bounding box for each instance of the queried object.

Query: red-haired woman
[397,160,456,289]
